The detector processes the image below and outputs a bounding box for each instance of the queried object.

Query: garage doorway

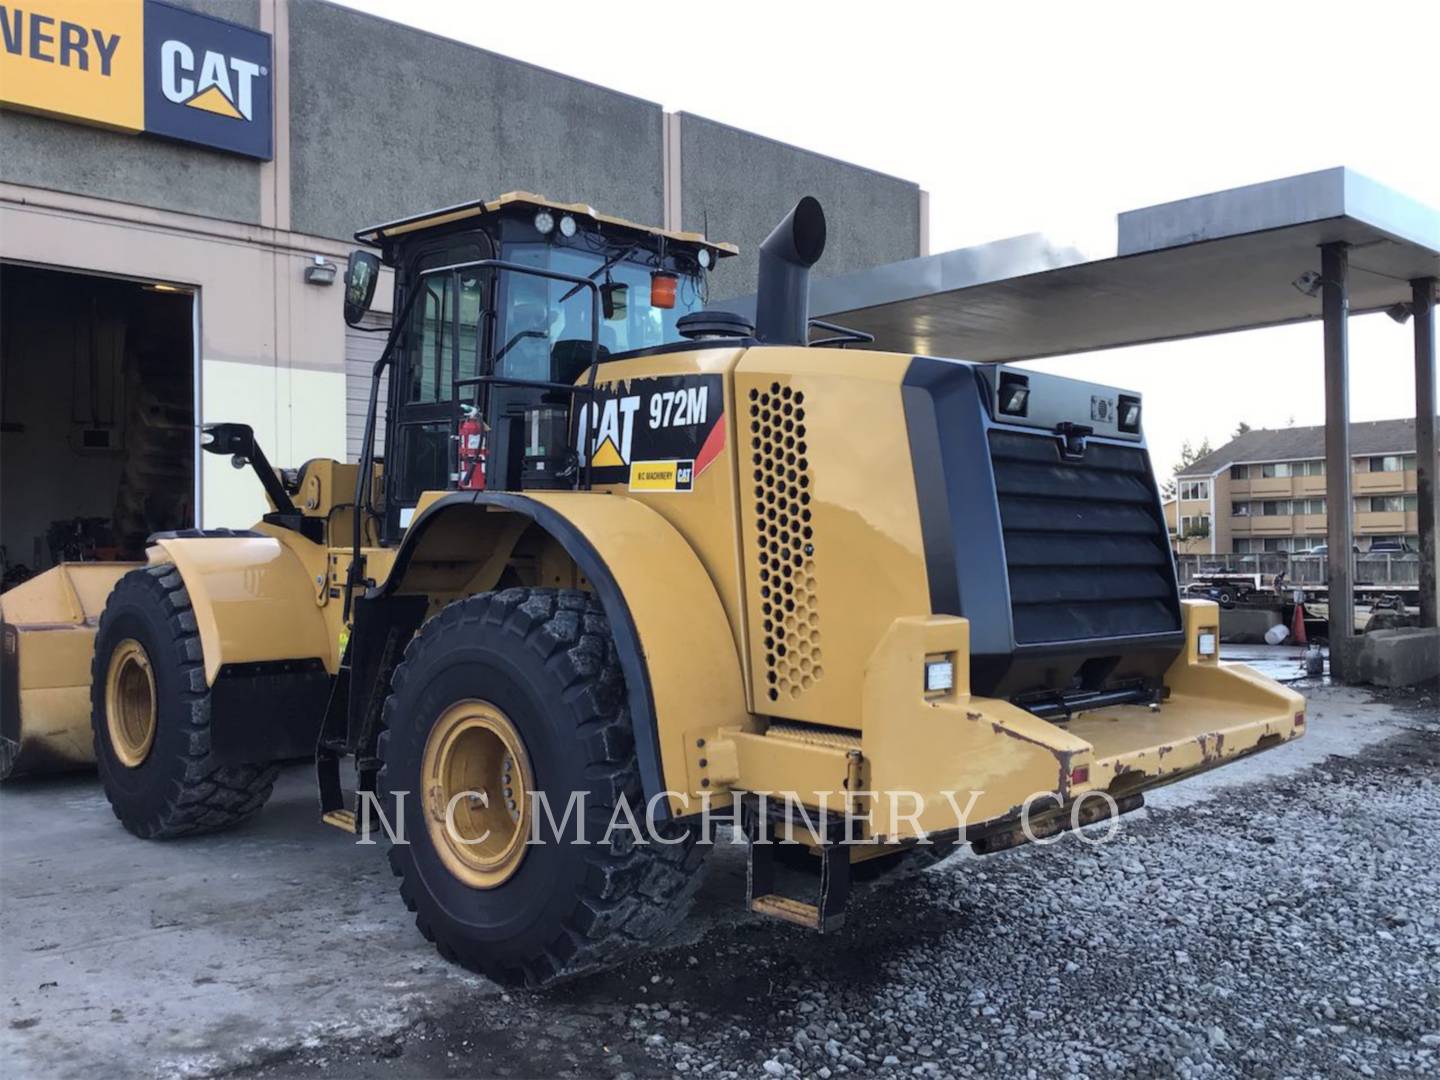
[0,264,197,590]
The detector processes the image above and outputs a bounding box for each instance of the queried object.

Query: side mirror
[200,422,257,461]
[343,250,380,326]
[600,280,629,321]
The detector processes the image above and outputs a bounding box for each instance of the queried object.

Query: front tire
[378,588,707,988]
[90,565,278,838]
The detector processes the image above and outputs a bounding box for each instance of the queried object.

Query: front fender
[388,491,749,817]
[148,534,335,685]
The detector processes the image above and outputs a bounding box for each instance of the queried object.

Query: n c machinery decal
[1,0,272,159]
[576,374,725,492]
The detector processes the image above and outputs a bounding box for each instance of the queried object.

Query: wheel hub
[421,700,533,889]
[105,639,157,768]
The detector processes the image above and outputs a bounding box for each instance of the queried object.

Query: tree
[1232,421,1252,438]
[1162,437,1214,500]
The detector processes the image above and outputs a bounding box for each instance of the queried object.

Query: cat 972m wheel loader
[0,192,1305,987]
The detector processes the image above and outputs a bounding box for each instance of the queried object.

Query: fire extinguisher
[456,405,487,490]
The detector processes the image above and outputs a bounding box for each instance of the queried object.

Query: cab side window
[402,270,485,404]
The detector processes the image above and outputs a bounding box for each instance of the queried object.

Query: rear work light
[924,658,955,694]
[1118,393,1142,433]
[1294,711,1306,729]
[998,371,1030,416]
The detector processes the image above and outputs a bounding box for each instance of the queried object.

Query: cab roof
[355,190,739,257]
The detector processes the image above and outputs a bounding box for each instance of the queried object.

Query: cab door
[384,235,492,539]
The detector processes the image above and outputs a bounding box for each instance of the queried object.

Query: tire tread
[378,587,705,987]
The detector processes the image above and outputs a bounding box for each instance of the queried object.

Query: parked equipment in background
[1184,571,1261,608]
[0,192,1306,988]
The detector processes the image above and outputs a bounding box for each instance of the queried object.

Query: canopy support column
[1414,276,1438,629]
[1322,242,1355,678]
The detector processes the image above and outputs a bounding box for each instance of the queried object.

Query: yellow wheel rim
[421,700,533,889]
[105,639,157,768]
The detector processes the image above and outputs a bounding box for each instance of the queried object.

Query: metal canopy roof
[779,168,1440,362]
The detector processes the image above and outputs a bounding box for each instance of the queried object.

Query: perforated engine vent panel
[747,382,822,703]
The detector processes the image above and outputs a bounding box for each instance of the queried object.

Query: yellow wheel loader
[0,192,1305,987]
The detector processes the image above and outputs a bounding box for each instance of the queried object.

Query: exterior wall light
[305,256,338,286]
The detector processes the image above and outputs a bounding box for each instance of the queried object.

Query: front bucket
[1,563,140,779]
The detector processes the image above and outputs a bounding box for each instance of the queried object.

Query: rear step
[321,809,358,833]
[742,795,851,932]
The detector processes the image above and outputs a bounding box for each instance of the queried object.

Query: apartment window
[1369,455,1405,473]
[1233,538,1254,554]
[1180,515,1211,537]
[1230,464,1248,480]
[1301,460,1325,476]
[1296,497,1326,514]
[1367,495,1404,513]
[1179,480,1209,501]
[1231,501,1251,516]
[1404,494,1418,511]
[1403,454,1417,471]
[1263,537,1293,553]
[1261,500,1291,516]
[1261,462,1294,478]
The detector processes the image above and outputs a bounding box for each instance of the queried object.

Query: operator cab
[345,192,737,542]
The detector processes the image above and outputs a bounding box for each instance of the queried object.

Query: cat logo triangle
[591,437,625,468]
[186,84,244,120]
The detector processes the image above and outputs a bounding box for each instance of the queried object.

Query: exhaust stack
[754,196,826,346]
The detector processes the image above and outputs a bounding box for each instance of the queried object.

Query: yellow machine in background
[0,192,1303,986]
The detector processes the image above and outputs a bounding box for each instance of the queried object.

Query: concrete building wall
[286,1,665,241]
[676,113,921,300]
[2,0,925,529]
[0,0,264,225]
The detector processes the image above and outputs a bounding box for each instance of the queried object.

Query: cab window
[402,269,486,404]
[500,242,704,373]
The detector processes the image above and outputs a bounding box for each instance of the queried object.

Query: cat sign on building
[0,0,272,158]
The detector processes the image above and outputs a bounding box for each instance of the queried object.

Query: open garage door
[0,264,196,590]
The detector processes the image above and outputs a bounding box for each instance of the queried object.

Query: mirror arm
[559,241,642,303]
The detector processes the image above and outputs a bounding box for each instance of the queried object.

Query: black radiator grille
[989,429,1180,645]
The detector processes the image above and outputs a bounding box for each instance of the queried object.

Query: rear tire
[378,588,707,988]
[90,565,278,839]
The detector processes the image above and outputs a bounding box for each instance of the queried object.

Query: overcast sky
[339,0,1437,476]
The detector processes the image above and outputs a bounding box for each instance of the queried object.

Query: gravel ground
[235,683,1440,1080]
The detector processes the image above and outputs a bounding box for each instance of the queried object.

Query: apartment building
[1171,418,1433,555]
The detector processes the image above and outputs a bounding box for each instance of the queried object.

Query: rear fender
[385,492,750,817]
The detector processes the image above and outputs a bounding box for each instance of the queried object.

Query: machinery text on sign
[0,0,272,159]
